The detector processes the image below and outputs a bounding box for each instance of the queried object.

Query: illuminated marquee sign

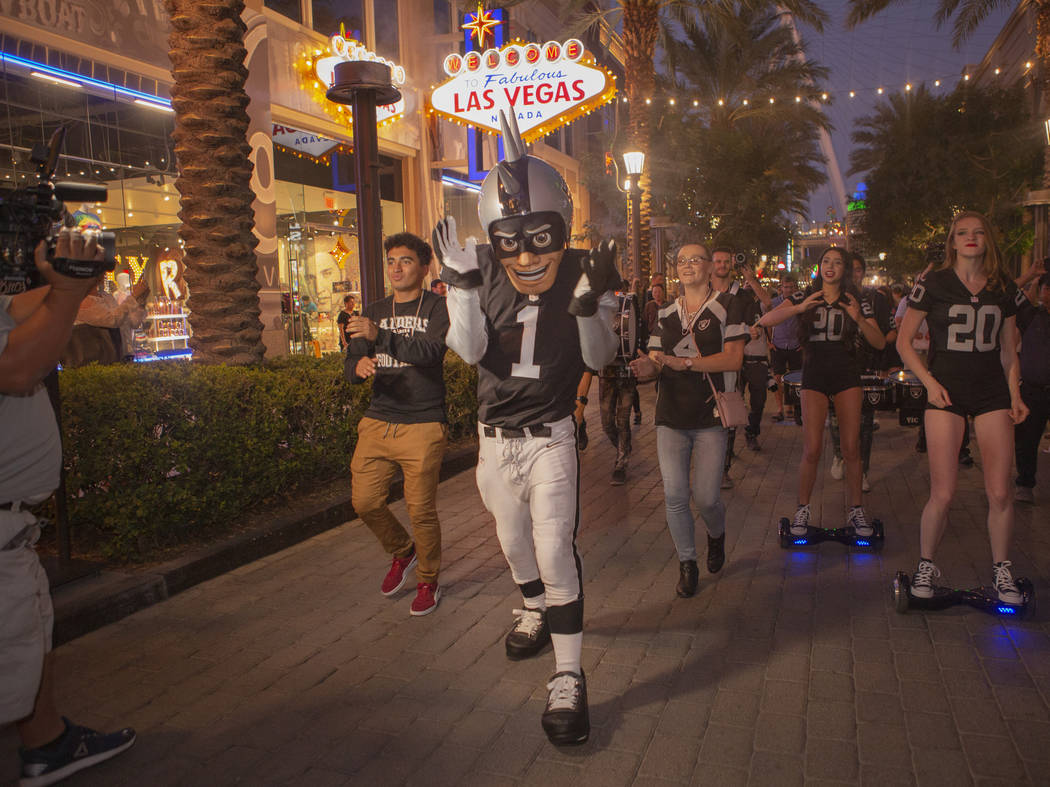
[295,32,407,133]
[429,38,617,143]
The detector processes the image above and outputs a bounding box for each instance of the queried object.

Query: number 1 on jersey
[512,304,541,379]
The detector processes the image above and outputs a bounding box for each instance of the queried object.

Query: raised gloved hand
[432,216,482,290]
[569,239,618,317]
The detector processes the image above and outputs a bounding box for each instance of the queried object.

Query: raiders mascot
[433,110,618,745]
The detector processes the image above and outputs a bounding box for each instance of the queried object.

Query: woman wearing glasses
[759,246,885,538]
[630,242,747,598]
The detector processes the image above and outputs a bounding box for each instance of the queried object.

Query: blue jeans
[656,425,728,561]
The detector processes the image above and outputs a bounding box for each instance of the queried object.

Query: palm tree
[846,0,1050,188]
[658,6,829,251]
[165,0,265,365]
[565,1,827,279]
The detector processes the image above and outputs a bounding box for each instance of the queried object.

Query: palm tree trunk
[166,0,265,365]
[623,0,659,281]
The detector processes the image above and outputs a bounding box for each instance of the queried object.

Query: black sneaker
[707,533,725,574]
[910,558,940,599]
[577,420,589,451]
[993,561,1022,605]
[610,467,626,486]
[676,560,699,597]
[505,608,550,660]
[542,671,589,745]
[745,433,760,451]
[915,435,927,453]
[958,448,974,467]
[20,718,136,787]
[793,409,803,426]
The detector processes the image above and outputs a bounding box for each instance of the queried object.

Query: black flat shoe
[707,533,725,574]
[676,560,699,597]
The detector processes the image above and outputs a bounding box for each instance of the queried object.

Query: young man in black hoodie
[345,233,450,616]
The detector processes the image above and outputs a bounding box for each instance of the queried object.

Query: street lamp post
[623,151,645,281]
[326,61,402,307]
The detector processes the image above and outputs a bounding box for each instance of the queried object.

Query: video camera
[732,252,748,270]
[0,127,116,294]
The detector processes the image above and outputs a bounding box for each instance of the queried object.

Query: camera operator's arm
[0,232,101,395]
[4,286,52,324]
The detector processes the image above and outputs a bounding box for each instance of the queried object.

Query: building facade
[0,0,622,358]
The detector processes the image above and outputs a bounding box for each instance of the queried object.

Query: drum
[893,371,926,427]
[610,293,642,377]
[861,374,893,411]
[783,370,803,407]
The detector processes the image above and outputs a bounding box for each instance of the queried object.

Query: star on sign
[462,4,500,49]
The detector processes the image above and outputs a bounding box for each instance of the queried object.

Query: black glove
[569,240,618,317]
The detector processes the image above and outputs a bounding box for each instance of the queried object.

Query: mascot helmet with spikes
[478,110,573,237]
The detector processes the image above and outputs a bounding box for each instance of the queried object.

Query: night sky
[797,0,1016,222]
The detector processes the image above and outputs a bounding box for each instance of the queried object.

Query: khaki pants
[351,417,447,583]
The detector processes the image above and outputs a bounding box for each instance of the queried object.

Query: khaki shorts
[0,510,53,725]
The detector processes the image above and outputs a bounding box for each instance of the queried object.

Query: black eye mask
[488,212,566,260]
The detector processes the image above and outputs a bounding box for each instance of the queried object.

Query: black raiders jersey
[907,268,1022,376]
[648,292,748,430]
[475,246,587,428]
[789,287,874,362]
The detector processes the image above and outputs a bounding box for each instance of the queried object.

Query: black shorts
[771,346,802,376]
[801,358,861,398]
[927,371,1011,419]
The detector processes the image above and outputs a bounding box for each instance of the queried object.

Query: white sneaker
[830,456,844,480]
[848,506,874,537]
[911,559,940,599]
[862,474,871,492]
[993,561,1023,605]
[790,505,810,536]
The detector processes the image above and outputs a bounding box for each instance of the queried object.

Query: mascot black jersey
[476,246,588,429]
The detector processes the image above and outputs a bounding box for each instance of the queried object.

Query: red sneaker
[381,549,417,596]
[410,582,441,616]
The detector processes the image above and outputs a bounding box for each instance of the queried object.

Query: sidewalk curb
[52,443,479,646]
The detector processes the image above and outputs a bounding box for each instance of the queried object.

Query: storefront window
[265,0,302,24]
[442,184,484,245]
[312,0,363,38]
[374,1,400,61]
[433,0,452,34]
[272,147,405,355]
[0,66,186,360]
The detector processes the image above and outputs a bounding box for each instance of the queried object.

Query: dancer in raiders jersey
[433,110,618,746]
[630,242,746,597]
[760,246,885,537]
[897,212,1029,603]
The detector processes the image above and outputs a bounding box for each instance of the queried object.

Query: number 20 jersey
[907,268,1023,378]
[476,246,587,428]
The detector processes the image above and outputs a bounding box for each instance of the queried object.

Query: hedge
[57,353,478,560]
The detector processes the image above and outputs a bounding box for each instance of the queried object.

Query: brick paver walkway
[3,387,1048,786]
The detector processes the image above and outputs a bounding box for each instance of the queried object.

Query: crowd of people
[3,108,1049,782]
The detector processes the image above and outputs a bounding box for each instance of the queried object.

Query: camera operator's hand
[2,229,105,395]
[34,228,103,294]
